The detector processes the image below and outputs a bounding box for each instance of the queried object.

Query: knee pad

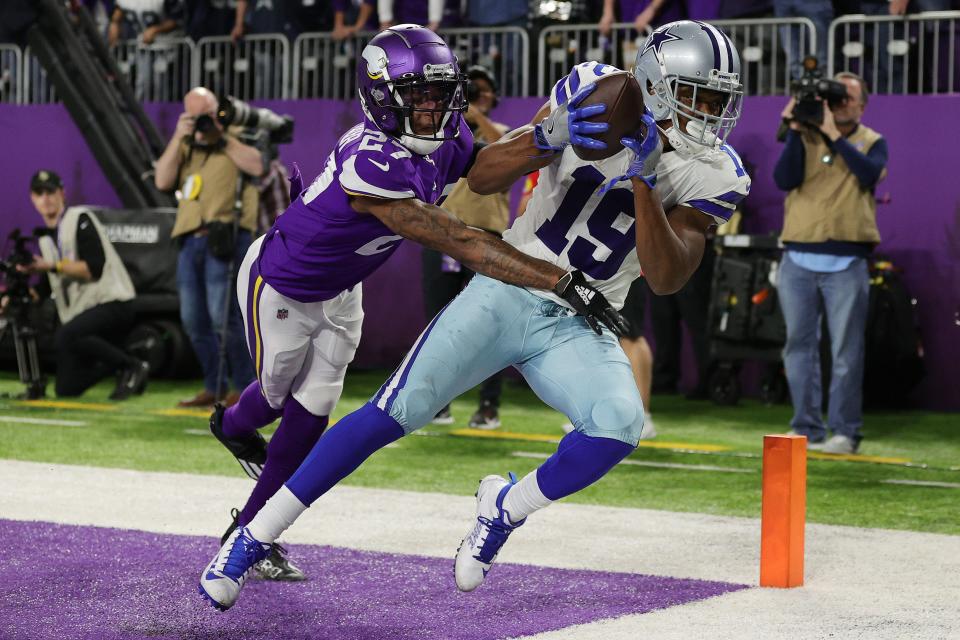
[582,395,643,446]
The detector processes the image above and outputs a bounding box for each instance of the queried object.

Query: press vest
[441,121,510,234]
[40,207,136,323]
[170,138,259,238]
[781,123,884,245]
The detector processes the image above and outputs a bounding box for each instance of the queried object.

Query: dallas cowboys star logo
[642,27,682,59]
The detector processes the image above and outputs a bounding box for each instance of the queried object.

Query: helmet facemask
[654,69,743,149]
[366,63,467,155]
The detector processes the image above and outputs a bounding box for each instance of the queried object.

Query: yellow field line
[808,451,912,464]
[152,409,211,418]
[13,400,118,411]
[449,428,732,452]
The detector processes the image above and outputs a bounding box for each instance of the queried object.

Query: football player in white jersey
[199,20,749,609]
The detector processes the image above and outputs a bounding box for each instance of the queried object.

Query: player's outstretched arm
[353,194,565,289]
[467,103,555,195]
[352,195,630,336]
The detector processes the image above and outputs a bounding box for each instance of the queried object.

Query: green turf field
[1,372,957,534]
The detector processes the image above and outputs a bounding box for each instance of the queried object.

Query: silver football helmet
[634,20,743,150]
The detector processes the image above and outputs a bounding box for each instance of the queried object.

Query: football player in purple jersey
[201,24,628,593]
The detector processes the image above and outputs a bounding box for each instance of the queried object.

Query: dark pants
[55,300,135,397]
[177,231,256,394]
[421,247,502,406]
[648,247,715,394]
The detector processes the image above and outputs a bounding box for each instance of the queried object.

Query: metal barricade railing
[829,11,960,95]
[707,18,816,95]
[196,34,290,100]
[440,27,530,97]
[112,37,196,103]
[22,47,58,105]
[537,23,652,97]
[0,44,22,104]
[294,27,530,100]
[538,18,816,97]
[293,31,373,100]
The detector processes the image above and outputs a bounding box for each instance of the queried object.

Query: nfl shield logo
[276,308,288,321]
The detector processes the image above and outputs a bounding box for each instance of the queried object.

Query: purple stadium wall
[0,96,957,409]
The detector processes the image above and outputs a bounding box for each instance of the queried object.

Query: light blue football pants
[371,274,648,446]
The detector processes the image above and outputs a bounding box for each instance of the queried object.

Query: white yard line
[512,451,756,473]
[0,416,87,427]
[1,460,957,640]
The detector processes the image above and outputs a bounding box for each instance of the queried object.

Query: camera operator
[16,170,148,399]
[774,71,888,456]
[155,86,264,408]
[421,65,509,429]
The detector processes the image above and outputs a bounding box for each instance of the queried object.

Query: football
[573,71,647,162]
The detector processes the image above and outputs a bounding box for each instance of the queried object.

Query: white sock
[246,485,307,543]
[501,470,552,523]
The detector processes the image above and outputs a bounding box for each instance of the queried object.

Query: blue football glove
[533,82,609,153]
[599,109,662,195]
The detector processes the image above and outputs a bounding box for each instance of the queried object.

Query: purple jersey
[257,119,474,302]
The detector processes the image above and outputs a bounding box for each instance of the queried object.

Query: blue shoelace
[223,531,267,579]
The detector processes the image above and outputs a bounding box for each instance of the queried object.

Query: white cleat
[455,473,525,592]
[198,526,271,611]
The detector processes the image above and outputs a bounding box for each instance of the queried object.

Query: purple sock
[285,402,404,506]
[237,397,328,526]
[222,381,283,438]
[535,430,635,501]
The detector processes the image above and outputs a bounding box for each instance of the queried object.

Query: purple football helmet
[358,24,467,155]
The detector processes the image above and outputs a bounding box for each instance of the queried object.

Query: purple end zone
[0,519,748,640]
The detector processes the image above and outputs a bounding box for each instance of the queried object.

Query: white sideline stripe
[0,460,957,640]
[511,451,755,474]
[0,415,87,427]
[882,479,960,489]
[183,429,210,436]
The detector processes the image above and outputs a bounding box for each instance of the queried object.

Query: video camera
[790,56,849,126]
[215,95,294,145]
[0,229,45,311]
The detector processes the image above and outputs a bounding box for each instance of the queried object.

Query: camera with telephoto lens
[790,56,849,126]
[216,95,294,145]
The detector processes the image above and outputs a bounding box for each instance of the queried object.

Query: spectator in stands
[185,0,239,40]
[231,0,330,42]
[774,72,887,455]
[422,66,509,429]
[80,0,116,36]
[598,0,685,36]
[773,0,833,78]
[231,0,330,97]
[109,0,187,101]
[333,0,376,40]
[154,87,264,408]
[15,170,149,400]
[379,0,443,31]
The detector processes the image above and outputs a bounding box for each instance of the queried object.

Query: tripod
[0,311,47,400]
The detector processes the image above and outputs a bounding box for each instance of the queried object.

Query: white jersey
[504,61,752,309]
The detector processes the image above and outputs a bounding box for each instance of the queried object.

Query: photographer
[155,86,263,408]
[17,170,148,399]
[774,72,888,455]
[421,65,509,429]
